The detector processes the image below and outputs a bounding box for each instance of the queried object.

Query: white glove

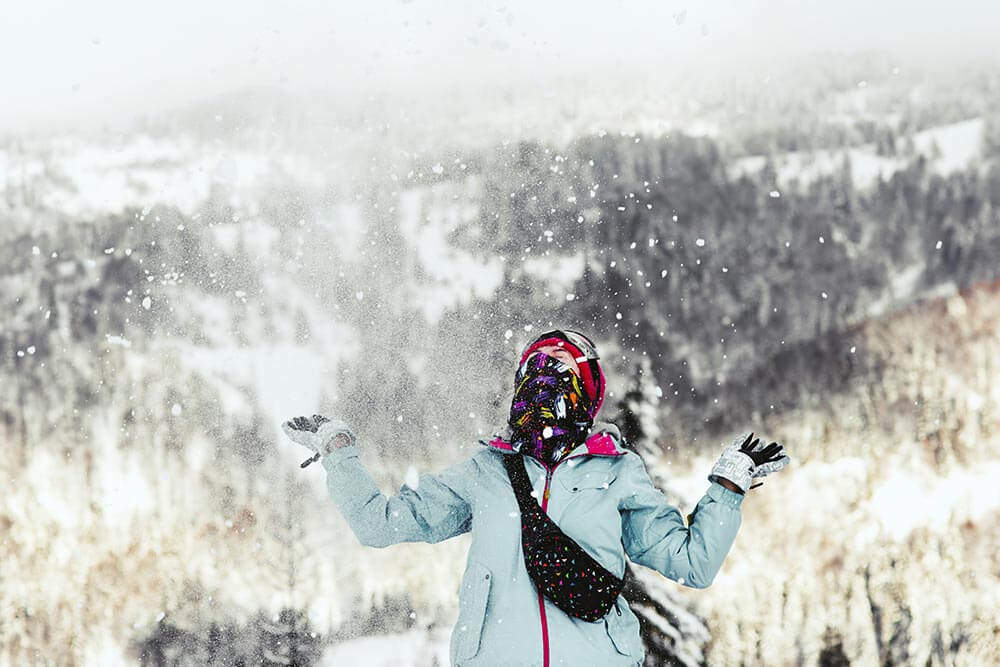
[708,431,790,493]
[282,414,356,460]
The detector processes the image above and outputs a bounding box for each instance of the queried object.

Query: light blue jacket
[321,423,744,666]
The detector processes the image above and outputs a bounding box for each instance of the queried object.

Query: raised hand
[709,431,791,494]
[281,414,356,468]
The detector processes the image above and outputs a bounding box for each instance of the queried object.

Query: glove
[282,414,356,466]
[708,431,790,494]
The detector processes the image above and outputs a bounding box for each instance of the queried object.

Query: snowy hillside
[730,117,986,188]
[4,51,1000,666]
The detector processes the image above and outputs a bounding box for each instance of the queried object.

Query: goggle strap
[530,329,600,361]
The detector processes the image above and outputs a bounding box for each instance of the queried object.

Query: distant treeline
[4,125,999,455]
[434,130,1000,437]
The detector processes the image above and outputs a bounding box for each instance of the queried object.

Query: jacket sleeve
[618,451,744,588]
[320,444,476,548]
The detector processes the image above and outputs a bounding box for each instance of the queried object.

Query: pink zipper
[538,465,553,667]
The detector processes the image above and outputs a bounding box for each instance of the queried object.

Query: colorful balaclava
[507,351,595,466]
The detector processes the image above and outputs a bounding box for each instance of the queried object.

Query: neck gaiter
[508,352,594,467]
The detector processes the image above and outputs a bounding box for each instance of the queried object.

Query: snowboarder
[283,329,789,666]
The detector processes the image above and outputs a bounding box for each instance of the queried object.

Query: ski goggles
[527,329,600,364]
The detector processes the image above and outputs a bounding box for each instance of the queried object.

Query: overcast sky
[2,0,997,133]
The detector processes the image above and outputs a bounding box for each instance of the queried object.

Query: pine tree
[256,607,323,666]
[613,357,663,462]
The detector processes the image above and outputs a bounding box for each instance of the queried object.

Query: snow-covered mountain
[4,52,1000,665]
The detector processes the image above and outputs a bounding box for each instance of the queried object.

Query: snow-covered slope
[730,117,986,188]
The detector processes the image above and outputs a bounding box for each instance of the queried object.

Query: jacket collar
[479,422,627,459]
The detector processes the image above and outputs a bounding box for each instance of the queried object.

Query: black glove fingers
[758,443,785,464]
[760,442,780,457]
[286,414,337,434]
[737,434,785,465]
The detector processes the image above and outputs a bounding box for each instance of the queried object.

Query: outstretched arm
[321,444,476,548]
[618,452,744,588]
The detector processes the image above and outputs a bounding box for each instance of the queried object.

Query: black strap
[500,452,627,622]
[501,451,540,511]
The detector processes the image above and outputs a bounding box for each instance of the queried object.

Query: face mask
[508,352,594,466]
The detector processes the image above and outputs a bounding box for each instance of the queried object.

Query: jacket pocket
[559,470,618,493]
[604,600,632,656]
[456,561,492,661]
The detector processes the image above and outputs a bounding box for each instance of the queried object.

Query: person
[283,329,789,666]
